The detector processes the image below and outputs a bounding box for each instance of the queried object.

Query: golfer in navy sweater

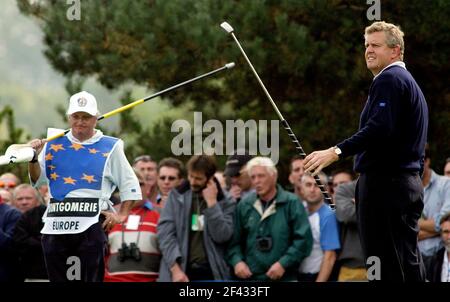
[304,21,428,282]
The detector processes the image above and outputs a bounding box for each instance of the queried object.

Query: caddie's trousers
[41,222,107,282]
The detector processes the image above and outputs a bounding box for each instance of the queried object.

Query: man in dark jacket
[0,194,22,281]
[424,213,450,282]
[13,203,48,281]
[304,21,428,281]
[157,155,235,281]
[226,157,313,281]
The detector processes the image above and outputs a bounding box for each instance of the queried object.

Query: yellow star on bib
[63,176,76,185]
[45,153,54,161]
[50,172,59,181]
[88,148,99,154]
[50,144,65,152]
[81,173,97,184]
[70,143,84,151]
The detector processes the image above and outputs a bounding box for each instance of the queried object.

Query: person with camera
[298,173,341,282]
[157,155,235,281]
[104,170,161,282]
[226,157,313,281]
[28,91,140,282]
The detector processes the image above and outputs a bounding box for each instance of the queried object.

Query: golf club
[0,62,235,165]
[220,21,332,205]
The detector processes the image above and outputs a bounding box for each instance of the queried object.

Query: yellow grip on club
[100,99,145,119]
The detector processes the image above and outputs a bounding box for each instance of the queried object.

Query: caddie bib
[41,135,118,234]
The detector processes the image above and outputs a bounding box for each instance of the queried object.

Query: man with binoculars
[104,170,161,282]
[226,157,313,281]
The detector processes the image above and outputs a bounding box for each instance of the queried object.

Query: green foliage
[0,105,30,181]
[13,0,450,179]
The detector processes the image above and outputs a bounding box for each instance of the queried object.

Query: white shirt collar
[67,129,103,144]
[373,61,406,80]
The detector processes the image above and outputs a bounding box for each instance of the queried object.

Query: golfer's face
[69,112,97,140]
[365,31,398,76]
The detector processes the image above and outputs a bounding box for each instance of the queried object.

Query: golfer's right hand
[28,138,47,158]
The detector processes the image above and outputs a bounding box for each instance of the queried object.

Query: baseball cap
[224,151,254,177]
[67,91,99,116]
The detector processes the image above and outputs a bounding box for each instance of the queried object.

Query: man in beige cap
[27,91,141,282]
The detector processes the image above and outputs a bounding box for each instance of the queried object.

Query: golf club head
[225,62,235,69]
[220,22,234,33]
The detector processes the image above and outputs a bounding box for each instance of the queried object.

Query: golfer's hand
[304,148,338,176]
[28,138,47,159]
[266,261,285,280]
[101,211,123,232]
[234,261,252,279]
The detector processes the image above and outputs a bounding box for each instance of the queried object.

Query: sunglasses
[159,176,177,181]
[0,181,17,189]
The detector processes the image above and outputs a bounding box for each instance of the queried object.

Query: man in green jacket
[226,157,313,281]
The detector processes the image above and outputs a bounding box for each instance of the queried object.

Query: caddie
[28,91,141,282]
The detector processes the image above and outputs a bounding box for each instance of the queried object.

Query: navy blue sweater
[337,65,428,174]
[0,203,21,281]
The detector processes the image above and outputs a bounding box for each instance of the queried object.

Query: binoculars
[256,236,273,252]
[118,242,141,262]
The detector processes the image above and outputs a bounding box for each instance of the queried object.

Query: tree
[16,0,450,178]
[0,105,30,181]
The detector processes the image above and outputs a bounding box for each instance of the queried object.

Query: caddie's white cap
[67,91,99,116]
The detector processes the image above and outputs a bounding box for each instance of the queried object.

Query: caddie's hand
[304,148,338,176]
[202,179,218,207]
[101,210,123,232]
[27,138,47,160]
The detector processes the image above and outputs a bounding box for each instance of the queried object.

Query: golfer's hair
[187,155,217,179]
[158,157,185,178]
[365,21,405,60]
[246,157,277,177]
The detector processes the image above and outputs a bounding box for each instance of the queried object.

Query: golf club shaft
[229,32,332,204]
[45,63,234,142]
